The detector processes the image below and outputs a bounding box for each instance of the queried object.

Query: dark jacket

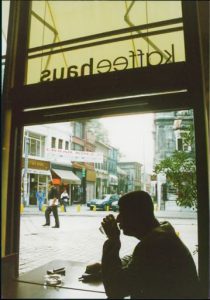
[48,186,59,199]
[102,221,200,299]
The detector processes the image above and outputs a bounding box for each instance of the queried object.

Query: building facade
[153,110,194,211]
[118,162,142,192]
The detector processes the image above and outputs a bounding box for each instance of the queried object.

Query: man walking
[42,181,60,228]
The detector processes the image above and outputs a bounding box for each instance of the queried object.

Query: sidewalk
[21,204,197,219]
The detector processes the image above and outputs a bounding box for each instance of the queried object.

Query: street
[19,207,198,275]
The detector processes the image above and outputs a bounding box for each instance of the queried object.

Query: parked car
[111,200,119,212]
[87,198,98,209]
[89,194,119,211]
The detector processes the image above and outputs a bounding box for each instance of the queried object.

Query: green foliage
[86,119,110,144]
[154,125,197,209]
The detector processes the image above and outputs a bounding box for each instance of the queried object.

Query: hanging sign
[46,148,103,163]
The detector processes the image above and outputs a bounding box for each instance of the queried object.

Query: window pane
[51,137,56,148]
[27,1,185,84]
[65,141,69,150]
[58,139,63,149]
[20,110,198,282]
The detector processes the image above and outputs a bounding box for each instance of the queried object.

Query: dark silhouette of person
[42,181,60,228]
[100,190,200,299]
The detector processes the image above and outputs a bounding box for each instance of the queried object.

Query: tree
[154,125,197,209]
[86,119,110,144]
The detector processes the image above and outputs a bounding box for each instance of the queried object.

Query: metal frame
[28,17,183,58]
[2,0,209,297]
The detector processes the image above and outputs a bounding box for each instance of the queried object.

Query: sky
[100,113,155,174]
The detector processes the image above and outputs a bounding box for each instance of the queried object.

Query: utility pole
[82,167,86,204]
[23,130,29,206]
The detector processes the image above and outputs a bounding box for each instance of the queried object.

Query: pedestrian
[42,181,60,228]
[36,189,45,211]
[60,188,69,212]
[82,190,201,299]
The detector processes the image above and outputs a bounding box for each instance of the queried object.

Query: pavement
[19,205,198,276]
[21,204,197,219]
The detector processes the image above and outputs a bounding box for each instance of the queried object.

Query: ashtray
[44,274,63,286]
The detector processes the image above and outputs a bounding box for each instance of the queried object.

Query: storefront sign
[22,158,50,170]
[46,148,103,163]
[86,170,96,182]
[40,45,175,82]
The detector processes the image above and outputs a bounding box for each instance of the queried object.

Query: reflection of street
[19,208,198,275]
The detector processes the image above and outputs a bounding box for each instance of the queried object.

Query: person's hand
[101,214,120,240]
[78,272,102,283]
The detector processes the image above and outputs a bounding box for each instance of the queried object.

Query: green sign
[82,168,86,177]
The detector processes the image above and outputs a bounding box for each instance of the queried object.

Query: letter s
[40,70,51,82]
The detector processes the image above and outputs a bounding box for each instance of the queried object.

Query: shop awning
[52,169,81,184]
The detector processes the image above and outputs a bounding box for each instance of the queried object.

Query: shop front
[22,158,51,206]
[51,163,81,204]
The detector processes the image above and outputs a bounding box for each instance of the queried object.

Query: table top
[17,259,105,294]
[6,281,107,299]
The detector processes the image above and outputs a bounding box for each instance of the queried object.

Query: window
[65,141,69,150]
[3,1,209,297]
[58,139,63,149]
[74,122,84,139]
[51,137,56,148]
[177,138,183,151]
[27,1,184,84]
[72,143,84,151]
[25,132,45,157]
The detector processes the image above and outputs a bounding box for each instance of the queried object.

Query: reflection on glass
[27,1,185,84]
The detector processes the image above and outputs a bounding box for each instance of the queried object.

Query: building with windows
[117,166,128,195]
[107,147,119,193]
[22,123,81,206]
[94,140,110,198]
[153,110,195,211]
[118,162,142,192]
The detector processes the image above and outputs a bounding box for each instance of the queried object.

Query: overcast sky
[100,113,155,174]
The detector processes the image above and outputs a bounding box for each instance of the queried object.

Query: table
[5,281,106,299]
[12,260,106,299]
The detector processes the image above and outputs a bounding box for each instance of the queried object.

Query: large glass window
[27,1,185,84]
[19,110,198,277]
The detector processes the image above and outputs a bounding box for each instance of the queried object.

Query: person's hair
[119,190,155,221]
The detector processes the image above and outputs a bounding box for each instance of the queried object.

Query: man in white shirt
[60,188,69,212]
